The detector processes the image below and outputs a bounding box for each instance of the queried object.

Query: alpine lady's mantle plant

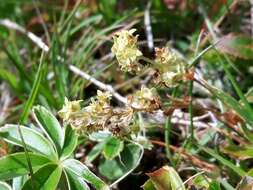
[60,29,190,136]
[0,29,191,190]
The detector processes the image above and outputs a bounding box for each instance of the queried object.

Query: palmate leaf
[0,124,57,160]
[60,125,78,159]
[99,143,143,181]
[86,141,105,163]
[102,137,124,160]
[21,164,62,190]
[63,159,109,190]
[33,106,64,155]
[0,152,51,180]
[64,169,90,190]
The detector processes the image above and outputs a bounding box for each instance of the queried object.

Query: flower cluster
[58,98,82,121]
[128,86,161,112]
[59,29,189,136]
[111,29,188,87]
[59,87,160,135]
[111,29,143,72]
[58,91,112,134]
[153,47,187,87]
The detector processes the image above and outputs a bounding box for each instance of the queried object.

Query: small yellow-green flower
[129,86,160,111]
[97,90,112,105]
[106,107,134,135]
[85,90,111,114]
[58,98,82,121]
[111,29,142,72]
[154,47,187,87]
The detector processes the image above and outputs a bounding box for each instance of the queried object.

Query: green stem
[139,56,156,65]
[165,117,175,167]
[17,124,35,190]
[18,51,45,190]
[188,39,221,68]
[189,80,194,141]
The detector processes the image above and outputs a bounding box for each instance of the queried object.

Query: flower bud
[58,98,82,121]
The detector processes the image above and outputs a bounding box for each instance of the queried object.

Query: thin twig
[0,19,49,52]
[180,171,205,189]
[32,0,50,43]
[0,84,11,125]
[144,0,154,51]
[68,64,127,104]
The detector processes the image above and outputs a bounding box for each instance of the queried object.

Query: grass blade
[19,51,45,123]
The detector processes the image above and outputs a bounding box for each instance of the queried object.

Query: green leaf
[199,145,246,177]
[193,175,210,189]
[219,179,236,190]
[147,166,185,190]
[0,124,57,160]
[98,159,124,181]
[33,106,64,154]
[0,25,9,39]
[19,52,45,124]
[0,68,19,91]
[86,141,105,163]
[203,83,253,142]
[245,87,253,103]
[103,137,124,160]
[0,152,51,180]
[12,176,28,190]
[99,143,142,181]
[22,164,62,190]
[247,168,253,177]
[209,181,221,190]
[206,85,253,124]
[222,144,253,160]
[142,179,156,190]
[89,131,112,142]
[60,125,78,159]
[0,181,12,190]
[241,124,253,144]
[64,169,90,190]
[120,143,142,169]
[63,159,109,190]
[217,34,253,59]
[51,35,68,105]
